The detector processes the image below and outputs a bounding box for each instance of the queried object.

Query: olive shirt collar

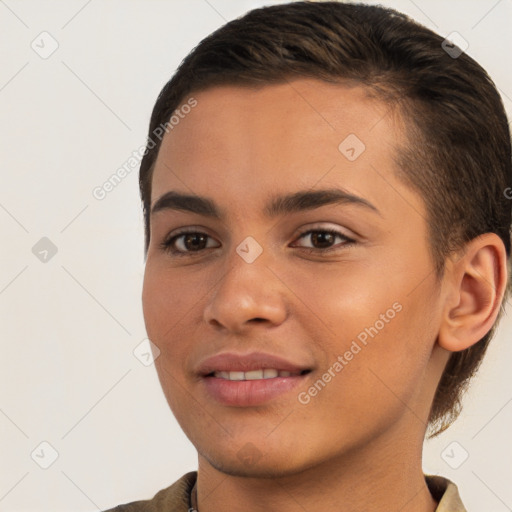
[104,471,467,511]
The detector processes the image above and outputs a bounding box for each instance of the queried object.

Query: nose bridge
[203,236,287,331]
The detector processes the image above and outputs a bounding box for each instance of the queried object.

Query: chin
[204,451,307,479]
[197,433,334,481]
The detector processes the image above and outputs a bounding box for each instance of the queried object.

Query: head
[140,1,511,475]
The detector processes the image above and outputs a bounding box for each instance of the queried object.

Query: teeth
[212,369,300,380]
[228,371,245,381]
[245,369,264,380]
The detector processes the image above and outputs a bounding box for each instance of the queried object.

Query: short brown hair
[138,1,512,436]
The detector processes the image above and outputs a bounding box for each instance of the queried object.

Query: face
[142,79,449,477]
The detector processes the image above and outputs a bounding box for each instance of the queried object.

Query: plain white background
[1,0,511,510]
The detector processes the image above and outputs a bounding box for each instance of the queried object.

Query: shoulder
[102,471,197,512]
[426,474,467,512]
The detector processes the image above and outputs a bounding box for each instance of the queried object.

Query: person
[105,1,511,511]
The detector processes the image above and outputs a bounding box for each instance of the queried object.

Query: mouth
[201,371,312,407]
[196,351,314,406]
[205,368,312,380]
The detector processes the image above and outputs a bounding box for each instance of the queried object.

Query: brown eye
[179,233,209,251]
[293,229,355,253]
[309,231,336,248]
[161,231,220,256]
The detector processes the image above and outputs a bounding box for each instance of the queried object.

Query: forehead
[151,78,414,218]
[162,79,398,153]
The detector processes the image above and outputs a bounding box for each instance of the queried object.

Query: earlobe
[438,233,508,353]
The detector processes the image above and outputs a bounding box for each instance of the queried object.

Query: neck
[194,426,437,512]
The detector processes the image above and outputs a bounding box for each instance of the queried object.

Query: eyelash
[160,228,356,257]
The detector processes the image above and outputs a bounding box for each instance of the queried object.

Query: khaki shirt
[104,472,467,511]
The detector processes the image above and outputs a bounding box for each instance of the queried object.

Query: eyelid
[291,221,357,241]
[290,225,356,250]
[161,226,220,256]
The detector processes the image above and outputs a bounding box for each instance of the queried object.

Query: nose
[203,249,288,334]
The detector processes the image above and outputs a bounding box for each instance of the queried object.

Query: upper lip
[197,351,312,376]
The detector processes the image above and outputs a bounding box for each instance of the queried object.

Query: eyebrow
[150,188,381,219]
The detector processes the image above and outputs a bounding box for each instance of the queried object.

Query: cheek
[282,260,402,350]
[288,259,437,402]
[141,264,191,352]
[142,265,199,416]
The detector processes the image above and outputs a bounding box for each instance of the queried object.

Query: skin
[142,78,507,512]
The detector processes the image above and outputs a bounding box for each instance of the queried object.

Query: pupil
[312,232,334,248]
[185,234,206,251]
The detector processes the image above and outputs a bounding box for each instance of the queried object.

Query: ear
[438,233,508,352]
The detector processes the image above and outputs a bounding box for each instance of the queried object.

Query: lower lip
[202,374,309,406]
